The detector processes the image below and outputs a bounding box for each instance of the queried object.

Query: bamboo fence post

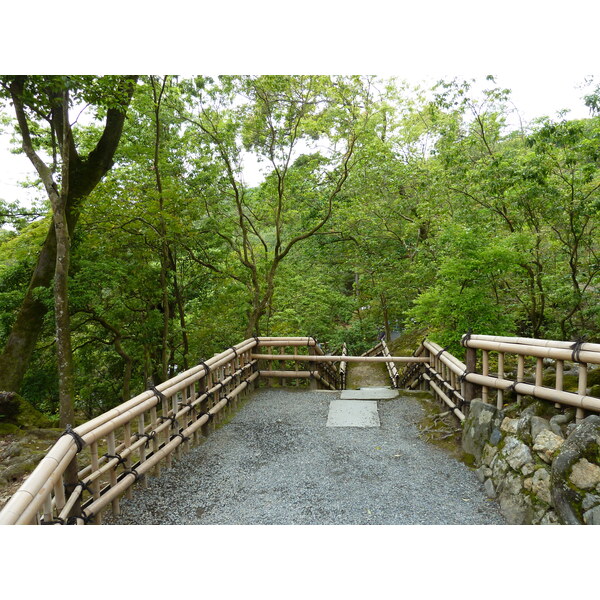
[535,357,544,388]
[280,348,286,387]
[137,414,148,488]
[517,355,525,404]
[308,344,317,391]
[90,441,101,523]
[190,383,199,447]
[497,352,504,410]
[162,393,172,469]
[53,475,66,522]
[43,493,53,524]
[577,363,587,423]
[150,405,160,477]
[481,350,489,403]
[465,345,477,404]
[172,393,182,460]
[124,422,133,498]
[106,431,120,516]
[555,360,564,409]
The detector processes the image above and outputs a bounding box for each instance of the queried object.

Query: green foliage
[2,74,600,420]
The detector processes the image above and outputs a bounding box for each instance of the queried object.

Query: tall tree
[0,76,137,395]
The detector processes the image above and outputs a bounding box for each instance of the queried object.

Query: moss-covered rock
[0,392,54,430]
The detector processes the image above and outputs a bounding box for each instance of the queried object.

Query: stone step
[326,400,380,428]
[340,387,398,400]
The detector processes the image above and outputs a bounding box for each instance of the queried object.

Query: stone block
[501,417,519,434]
[481,444,497,467]
[503,436,533,472]
[533,430,565,463]
[531,468,552,505]
[530,416,551,442]
[582,493,600,511]
[484,478,496,499]
[583,505,600,525]
[569,458,600,490]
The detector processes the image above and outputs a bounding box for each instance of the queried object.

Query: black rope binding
[461,329,473,348]
[135,431,156,448]
[103,453,127,468]
[149,383,167,403]
[123,468,141,482]
[66,509,94,525]
[253,335,260,347]
[198,411,213,422]
[41,517,65,525]
[170,432,191,444]
[571,338,586,363]
[507,380,519,393]
[458,369,470,384]
[436,346,448,359]
[158,415,178,427]
[230,346,238,358]
[64,479,94,496]
[198,359,211,375]
[61,424,85,453]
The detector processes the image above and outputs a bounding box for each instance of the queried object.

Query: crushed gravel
[105,388,505,525]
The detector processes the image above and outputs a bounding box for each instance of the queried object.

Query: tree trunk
[54,102,75,428]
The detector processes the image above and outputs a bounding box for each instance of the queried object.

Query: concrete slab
[340,388,398,400]
[326,400,380,428]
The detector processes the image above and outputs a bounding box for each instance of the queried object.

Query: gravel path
[106,389,505,525]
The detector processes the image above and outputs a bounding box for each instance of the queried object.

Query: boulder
[0,392,53,429]
[462,401,504,462]
[551,415,600,524]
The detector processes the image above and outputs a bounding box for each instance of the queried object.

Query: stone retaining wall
[462,399,600,524]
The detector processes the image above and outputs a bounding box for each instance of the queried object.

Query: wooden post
[516,355,525,404]
[555,360,563,409]
[535,357,543,387]
[496,352,504,410]
[90,441,101,524]
[464,346,477,405]
[308,344,317,390]
[137,414,147,488]
[577,363,587,423]
[107,431,120,516]
[124,421,133,497]
[481,350,489,403]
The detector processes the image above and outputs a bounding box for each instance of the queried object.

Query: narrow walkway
[106,389,505,525]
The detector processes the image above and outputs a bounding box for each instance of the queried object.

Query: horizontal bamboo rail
[466,334,600,354]
[250,354,429,363]
[462,335,600,366]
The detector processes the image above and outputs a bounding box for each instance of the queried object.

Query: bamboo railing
[402,334,600,425]
[0,336,329,525]
[6,330,595,525]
